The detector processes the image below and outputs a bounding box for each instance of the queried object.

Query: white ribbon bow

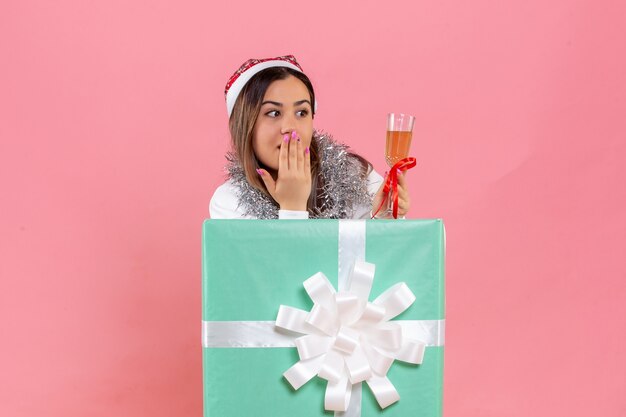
[275,260,426,412]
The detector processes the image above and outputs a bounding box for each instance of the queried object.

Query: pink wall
[1,0,625,415]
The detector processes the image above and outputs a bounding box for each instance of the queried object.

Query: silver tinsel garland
[225,131,373,219]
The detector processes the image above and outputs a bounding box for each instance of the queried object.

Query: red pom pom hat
[224,55,315,117]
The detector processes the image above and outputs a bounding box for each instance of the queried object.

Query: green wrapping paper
[202,219,445,417]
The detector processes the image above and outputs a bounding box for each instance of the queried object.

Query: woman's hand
[257,131,312,211]
[372,170,411,218]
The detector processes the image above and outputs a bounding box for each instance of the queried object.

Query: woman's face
[252,75,314,174]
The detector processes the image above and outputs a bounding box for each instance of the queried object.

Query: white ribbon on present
[276,260,425,412]
[202,220,445,417]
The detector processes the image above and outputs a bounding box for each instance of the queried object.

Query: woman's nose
[280,113,297,135]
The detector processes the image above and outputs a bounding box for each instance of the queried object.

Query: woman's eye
[266,110,280,117]
[296,109,309,117]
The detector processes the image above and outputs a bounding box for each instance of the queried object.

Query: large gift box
[202,219,445,417]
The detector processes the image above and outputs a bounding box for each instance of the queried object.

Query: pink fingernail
[256,169,263,175]
[284,134,290,142]
[305,146,309,154]
[291,131,297,139]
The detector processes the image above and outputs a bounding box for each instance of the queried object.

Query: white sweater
[209,169,384,219]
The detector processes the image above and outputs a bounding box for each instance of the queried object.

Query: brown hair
[228,67,371,214]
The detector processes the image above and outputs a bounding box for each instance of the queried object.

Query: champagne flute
[380,113,415,219]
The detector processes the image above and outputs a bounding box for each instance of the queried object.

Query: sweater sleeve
[278,209,309,219]
[209,181,255,219]
[210,168,383,220]
[209,181,309,219]
[353,169,384,219]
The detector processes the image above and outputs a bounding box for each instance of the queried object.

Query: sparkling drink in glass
[380,113,415,218]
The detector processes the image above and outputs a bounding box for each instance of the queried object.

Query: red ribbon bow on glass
[371,157,417,219]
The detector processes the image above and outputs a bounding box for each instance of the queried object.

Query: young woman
[209,55,410,219]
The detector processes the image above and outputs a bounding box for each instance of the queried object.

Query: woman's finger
[288,130,298,170]
[397,192,410,216]
[395,172,410,217]
[397,184,409,201]
[278,133,289,175]
[397,170,408,188]
[398,196,408,210]
[304,143,311,177]
[397,172,409,200]
[257,168,277,197]
[296,132,304,171]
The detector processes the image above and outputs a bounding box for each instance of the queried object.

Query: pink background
[1,0,625,416]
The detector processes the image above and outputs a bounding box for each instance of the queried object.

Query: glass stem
[386,187,395,217]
